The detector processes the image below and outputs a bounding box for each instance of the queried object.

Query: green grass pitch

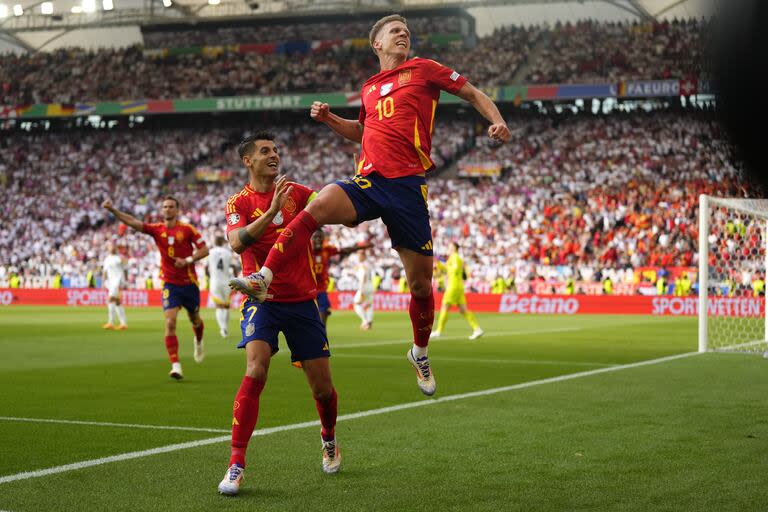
[0,306,767,511]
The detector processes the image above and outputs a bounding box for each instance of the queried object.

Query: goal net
[699,195,768,354]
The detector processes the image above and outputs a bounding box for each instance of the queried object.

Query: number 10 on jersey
[375,97,395,120]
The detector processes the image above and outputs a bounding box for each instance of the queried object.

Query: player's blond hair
[369,14,408,55]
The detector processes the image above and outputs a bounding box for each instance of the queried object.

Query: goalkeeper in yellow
[430,242,484,340]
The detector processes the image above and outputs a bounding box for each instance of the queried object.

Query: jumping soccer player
[207,236,237,338]
[430,242,484,340]
[311,229,371,326]
[102,242,128,330]
[230,13,510,397]
[102,196,209,380]
[218,132,340,496]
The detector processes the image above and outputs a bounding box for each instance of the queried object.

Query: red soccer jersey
[225,182,317,302]
[357,57,467,178]
[312,243,341,292]
[142,222,206,286]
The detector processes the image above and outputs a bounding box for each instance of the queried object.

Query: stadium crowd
[526,18,707,84]
[0,18,705,105]
[141,16,464,48]
[1,107,751,295]
[0,117,470,290]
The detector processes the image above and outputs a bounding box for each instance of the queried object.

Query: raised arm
[310,101,363,143]
[102,199,144,232]
[454,82,511,143]
[228,176,294,254]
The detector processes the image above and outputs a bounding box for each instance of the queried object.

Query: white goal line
[0,351,699,486]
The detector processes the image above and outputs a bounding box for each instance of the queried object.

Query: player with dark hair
[218,132,340,496]
[102,195,209,379]
[230,13,510,397]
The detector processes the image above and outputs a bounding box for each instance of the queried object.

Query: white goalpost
[699,194,768,354]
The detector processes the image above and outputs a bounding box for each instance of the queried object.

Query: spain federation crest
[245,322,255,337]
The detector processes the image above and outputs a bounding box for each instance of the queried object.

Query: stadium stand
[141,16,464,48]
[0,106,747,294]
[0,19,706,104]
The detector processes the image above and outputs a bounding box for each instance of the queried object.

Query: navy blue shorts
[162,283,200,313]
[316,291,331,314]
[335,172,433,256]
[237,299,330,363]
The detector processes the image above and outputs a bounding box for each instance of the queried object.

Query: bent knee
[307,185,356,226]
[409,279,433,298]
[313,388,335,402]
[245,362,268,381]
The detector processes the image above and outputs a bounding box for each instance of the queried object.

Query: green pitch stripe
[0,351,699,486]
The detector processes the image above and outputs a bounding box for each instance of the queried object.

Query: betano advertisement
[0,289,762,318]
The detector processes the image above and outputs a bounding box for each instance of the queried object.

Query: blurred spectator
[0,19,708,104]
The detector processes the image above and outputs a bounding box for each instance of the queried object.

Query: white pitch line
[0,416,230,434]
[0,351,699,486]
[332,353,619,367]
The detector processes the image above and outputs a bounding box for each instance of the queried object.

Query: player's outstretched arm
[102,199,144,232]
[340,241,374,256]
[310,101,363,143]
[228,176,294,254]
[455,83,511,143]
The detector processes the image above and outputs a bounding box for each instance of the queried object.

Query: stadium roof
[0,0,714,52]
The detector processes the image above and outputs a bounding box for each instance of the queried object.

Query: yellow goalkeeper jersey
[444,253,466,292]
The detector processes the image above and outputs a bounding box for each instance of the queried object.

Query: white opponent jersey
[357,262,374,295]
[103,254,124,283]
[208,246,234,283]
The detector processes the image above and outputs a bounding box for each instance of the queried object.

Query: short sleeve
[142,223,158,237]
[225,198,248,235]
[358,103,366,125]
[421,59,467,94]
[189,225,206,248]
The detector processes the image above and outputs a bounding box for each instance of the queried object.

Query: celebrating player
[101,242,128,330]
[230,13,510,396]
[218,132,340,496]
[311,229,371,325]
[430,242,484,340]
[207,236,238,338]
[102,196,209,380]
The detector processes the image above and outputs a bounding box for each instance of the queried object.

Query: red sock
[164,335,179,363]
[409,292,435,348]
[193,321,204,341]
[315,388,338,441]
[230,376,266,468]
[262,210,319,275]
